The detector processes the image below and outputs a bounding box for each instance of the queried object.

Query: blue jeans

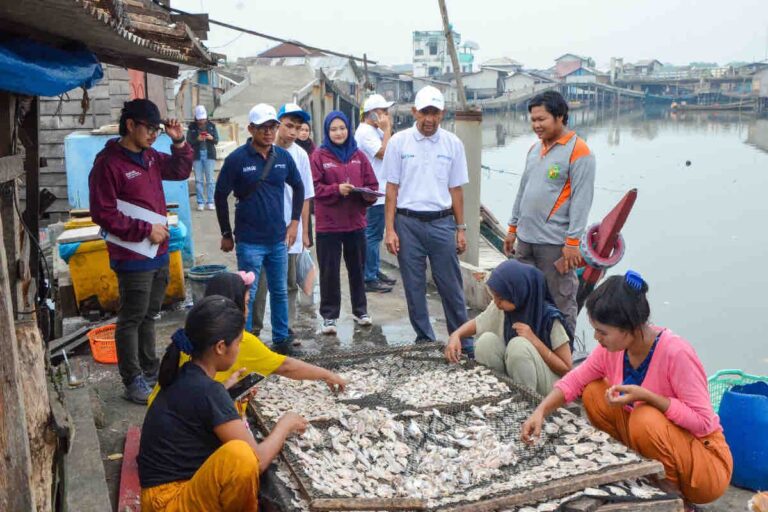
[236,241,289,342]
[193,158,216,205]
[364,205,385,282]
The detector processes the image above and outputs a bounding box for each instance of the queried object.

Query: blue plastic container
[719,381,768,490]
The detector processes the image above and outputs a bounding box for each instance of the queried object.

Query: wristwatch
[221,231,233,239]
[455,224,467,231]
[171,136,186,145]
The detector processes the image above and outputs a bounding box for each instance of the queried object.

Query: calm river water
[475,107,768,375]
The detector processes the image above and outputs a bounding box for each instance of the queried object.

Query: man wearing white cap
[355,94,397,293]
[186,105,219,211]
[214,103,304,348]
[382,86,472,354]
[252,103,315,339]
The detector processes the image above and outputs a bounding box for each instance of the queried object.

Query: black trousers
[115,265,169,386]
[316,229,367,320]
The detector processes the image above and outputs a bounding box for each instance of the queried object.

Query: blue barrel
[719,381,768,490]
[188,265,228,304]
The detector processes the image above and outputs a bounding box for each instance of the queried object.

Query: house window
[415,49,424,56]
[429,43,438,55]
[428,66,440,76]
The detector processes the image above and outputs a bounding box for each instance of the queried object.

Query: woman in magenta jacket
[310,111,379,335]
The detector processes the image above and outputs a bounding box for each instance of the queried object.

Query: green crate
[708,369,768,413]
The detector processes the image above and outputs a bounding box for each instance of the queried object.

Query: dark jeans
[316,229,367,319]
[364,204,385,282]
[515,240,578,332]
[115,265,169,386]
[395,213,468,341]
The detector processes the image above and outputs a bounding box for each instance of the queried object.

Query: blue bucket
[188,264,228,304]
[719,381,768,490]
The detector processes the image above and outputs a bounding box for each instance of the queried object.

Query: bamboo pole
[437,0,467,110]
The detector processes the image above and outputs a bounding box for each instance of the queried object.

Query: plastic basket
[87,324,118,364]
[708,369,768,413]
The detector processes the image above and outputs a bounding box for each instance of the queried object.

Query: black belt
[396,208,453,221]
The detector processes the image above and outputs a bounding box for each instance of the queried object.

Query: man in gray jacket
[503,91,595,332]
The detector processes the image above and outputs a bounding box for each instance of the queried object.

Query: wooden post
[0,93,34,510]
[437,0,467,110]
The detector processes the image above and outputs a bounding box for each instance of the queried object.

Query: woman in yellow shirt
[148,271,345,406]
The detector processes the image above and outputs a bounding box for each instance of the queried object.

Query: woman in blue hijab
[310,111,379,335]
[444,259,574,395]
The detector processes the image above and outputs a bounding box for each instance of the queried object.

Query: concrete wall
[504,74,535,93]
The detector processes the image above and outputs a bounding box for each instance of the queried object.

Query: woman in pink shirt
[521,271,732,507]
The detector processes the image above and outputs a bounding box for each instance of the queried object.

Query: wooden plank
[0,99,35,512]
[0,154,24,182]
[62,387,112,512]
[97,53,180,79]
[22,97,40,285]
[16,321,56,511]
[563,497,602,511]
[596,498,684,511]
[0,179,23,314]
[118,425,142,512]
[311,498,426,511]
[443,460,665,512]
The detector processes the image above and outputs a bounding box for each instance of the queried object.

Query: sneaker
[365,280,393,293]
[321,319,337,335]
[354,314,372,326]
[377,271,397,286]
[414,336,435,344]
[271,341,292,355]
[196,204,204,211]
[123,375,152,405]
[206,203,215,211]
[143,370,159,387]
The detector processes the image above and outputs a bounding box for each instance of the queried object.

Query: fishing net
[249,345,660,511]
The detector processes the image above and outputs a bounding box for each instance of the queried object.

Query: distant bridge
[478,82,644,112]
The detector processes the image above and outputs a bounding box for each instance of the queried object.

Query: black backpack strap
[236,148,277,201]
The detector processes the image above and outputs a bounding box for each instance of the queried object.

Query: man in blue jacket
[214,104,304,347]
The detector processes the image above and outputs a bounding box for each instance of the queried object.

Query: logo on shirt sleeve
[125,170,142,180]
[547,163,561,179]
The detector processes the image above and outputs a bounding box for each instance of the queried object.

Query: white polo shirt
[354,122,386,206]
[282,143,315,254]
[382,126,468,211]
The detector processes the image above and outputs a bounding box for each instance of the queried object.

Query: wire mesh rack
[248,345,664,511]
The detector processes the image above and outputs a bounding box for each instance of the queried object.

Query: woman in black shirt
[138,295,307,511]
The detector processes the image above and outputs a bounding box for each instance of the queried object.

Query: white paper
[104,200,167,258]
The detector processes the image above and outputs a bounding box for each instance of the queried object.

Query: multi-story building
[412,30,474,78]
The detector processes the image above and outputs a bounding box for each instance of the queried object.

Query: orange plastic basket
[87,324,118,364]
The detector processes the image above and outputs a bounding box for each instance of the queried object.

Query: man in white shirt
[354,94,397,293]
[252,103,315,343]
[382,86,472,353]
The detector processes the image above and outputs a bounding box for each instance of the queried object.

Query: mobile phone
[200,131,209,137]
[368,111,379,123]
[227,372,265,401]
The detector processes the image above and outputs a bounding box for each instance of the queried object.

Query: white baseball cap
[248,103,280,126]
[363,94,395,113]
[194,105,207,120]
[414,86,445,111]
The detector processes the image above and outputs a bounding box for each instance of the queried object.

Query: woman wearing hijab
[310,111,379,334]
[444,259,574,395]
[296,122,316,155]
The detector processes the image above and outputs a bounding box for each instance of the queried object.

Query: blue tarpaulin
[0,38,103,96]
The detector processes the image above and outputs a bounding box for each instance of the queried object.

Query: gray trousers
[115,265,168,386]
[395,214,468,341]
[253,253,298,335]
[515,240,578,332]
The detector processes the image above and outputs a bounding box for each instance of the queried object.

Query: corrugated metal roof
[0,0,216,72]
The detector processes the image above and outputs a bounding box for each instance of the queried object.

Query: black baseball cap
[121,99,162,126]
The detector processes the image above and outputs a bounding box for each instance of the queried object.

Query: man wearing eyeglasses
[214,104,304,348]
[89,99,193,404]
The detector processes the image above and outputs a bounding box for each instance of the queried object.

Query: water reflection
[479,107,768,375]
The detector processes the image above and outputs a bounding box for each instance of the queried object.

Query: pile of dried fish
[390,365,509,407]
[281,402,641,509]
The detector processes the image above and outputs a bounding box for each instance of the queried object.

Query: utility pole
[437,0,482,266]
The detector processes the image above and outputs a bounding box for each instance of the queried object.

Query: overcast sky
[176,0,768,69]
